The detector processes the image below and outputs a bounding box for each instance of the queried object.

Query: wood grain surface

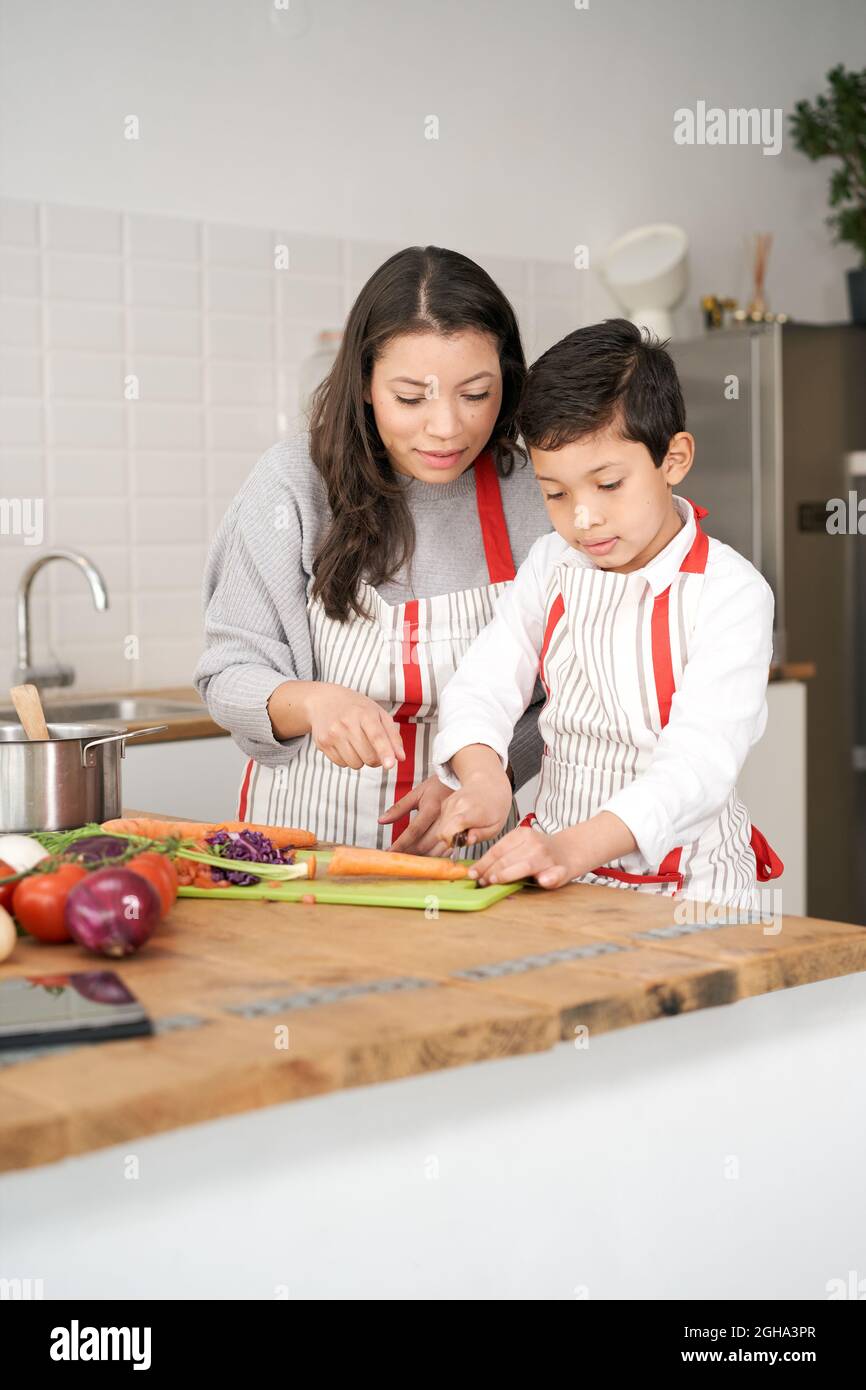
[1,813,863,1173]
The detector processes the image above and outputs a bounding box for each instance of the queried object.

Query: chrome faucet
[15,549,109,689]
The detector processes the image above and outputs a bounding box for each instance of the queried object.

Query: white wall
[1,0,864,329]
[1,0,864,692]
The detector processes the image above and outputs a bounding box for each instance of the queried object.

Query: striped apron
[522,499,783,908]
[237,448,522,856]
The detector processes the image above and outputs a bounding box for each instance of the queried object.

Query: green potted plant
[790,64,866,324]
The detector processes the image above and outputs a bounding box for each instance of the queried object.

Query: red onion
[64,834,133,865]
[64,868,161,957]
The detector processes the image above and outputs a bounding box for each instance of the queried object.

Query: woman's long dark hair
[308,245,528,621]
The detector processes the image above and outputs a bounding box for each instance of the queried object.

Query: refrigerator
[669,322,866,926]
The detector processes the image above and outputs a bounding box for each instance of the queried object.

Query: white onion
[0,905,16,962]
[0,834,49,874]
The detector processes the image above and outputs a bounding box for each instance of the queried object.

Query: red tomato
[126,852,177,916]
[0,860,17,913]
[12,864,89,943]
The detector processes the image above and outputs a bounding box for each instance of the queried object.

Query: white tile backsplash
[274,232,343,278]
[0,451,46,494]
[0,301,40,348]
[53,452,128,497]
[45,254,123,302]
[205,223,275,269]
[0,196,575,689]
[0,401,43,445]
[206,408,275,453]
[206,360,274,407]
[131,453,204,496]
[127,213,200,263]
[1,352,42,397]
[131,544,206,592]
[132,357,203,403]
[45,204,122,254]
[1,248,41,297]
[277,275,344,322]
[52,498,129,546]
[207,314,273,361]
[132,498,204,545]
[130,404,203,450]
[47,352,126,399]
[130,260,201,310]
[0,200,38,246]
[205,268,273,316]
[57,590,132,640]
[48,403,125,448]
[46,303,125,352]
[129,309,201,356]
[137,590,203,637]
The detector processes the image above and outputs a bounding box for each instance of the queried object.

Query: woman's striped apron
[522,499,783,908]
[237,448,522,856]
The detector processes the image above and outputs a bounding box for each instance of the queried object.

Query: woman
[194,245,551,857]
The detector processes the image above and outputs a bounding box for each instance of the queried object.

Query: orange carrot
[327,846,468,880]
[101,817,316,848]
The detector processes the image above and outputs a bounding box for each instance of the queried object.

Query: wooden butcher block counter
[1,812,864,1174]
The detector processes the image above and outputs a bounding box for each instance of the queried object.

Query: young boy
[429,318,782,908]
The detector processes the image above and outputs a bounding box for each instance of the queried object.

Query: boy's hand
[468,825,581,889]
[379,776,454,855]
[428,771,514,856]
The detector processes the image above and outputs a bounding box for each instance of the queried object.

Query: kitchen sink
[0,697,205,724]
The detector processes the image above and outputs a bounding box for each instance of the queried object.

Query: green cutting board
[178,849,524,912]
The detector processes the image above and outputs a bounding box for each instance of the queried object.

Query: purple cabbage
[205,829,295,886]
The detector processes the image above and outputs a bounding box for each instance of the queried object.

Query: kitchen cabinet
[122,734,247,823]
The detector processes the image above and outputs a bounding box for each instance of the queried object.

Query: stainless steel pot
[0,722,168,832]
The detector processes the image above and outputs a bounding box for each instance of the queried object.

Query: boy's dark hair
[517,317,686,466]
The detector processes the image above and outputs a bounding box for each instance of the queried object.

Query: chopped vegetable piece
[204,829,295,886]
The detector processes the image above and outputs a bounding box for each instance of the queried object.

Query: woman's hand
[379,776,455,855]
[428,771,514,855]
[468,825,580,889]
[306,683,406,770]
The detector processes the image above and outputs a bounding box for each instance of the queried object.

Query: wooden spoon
[10,683,50,741]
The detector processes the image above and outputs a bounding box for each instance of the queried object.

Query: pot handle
[80,725,169,768]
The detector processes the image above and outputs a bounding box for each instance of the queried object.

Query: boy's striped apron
[522,499,783,908]
[237,448,522,856]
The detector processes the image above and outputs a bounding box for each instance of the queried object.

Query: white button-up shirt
[432,496,775,867]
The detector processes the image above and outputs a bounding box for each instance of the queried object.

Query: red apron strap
[589,863,685,889]
[237,757,254,819]
[474,448,516,583]
[539,592,565,696]
[390,598,423,843]
[750,824,784,881]
[650,588,676,727]
[679,498,710,574]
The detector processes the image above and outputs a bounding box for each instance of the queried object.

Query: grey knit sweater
[193,433,552,789]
